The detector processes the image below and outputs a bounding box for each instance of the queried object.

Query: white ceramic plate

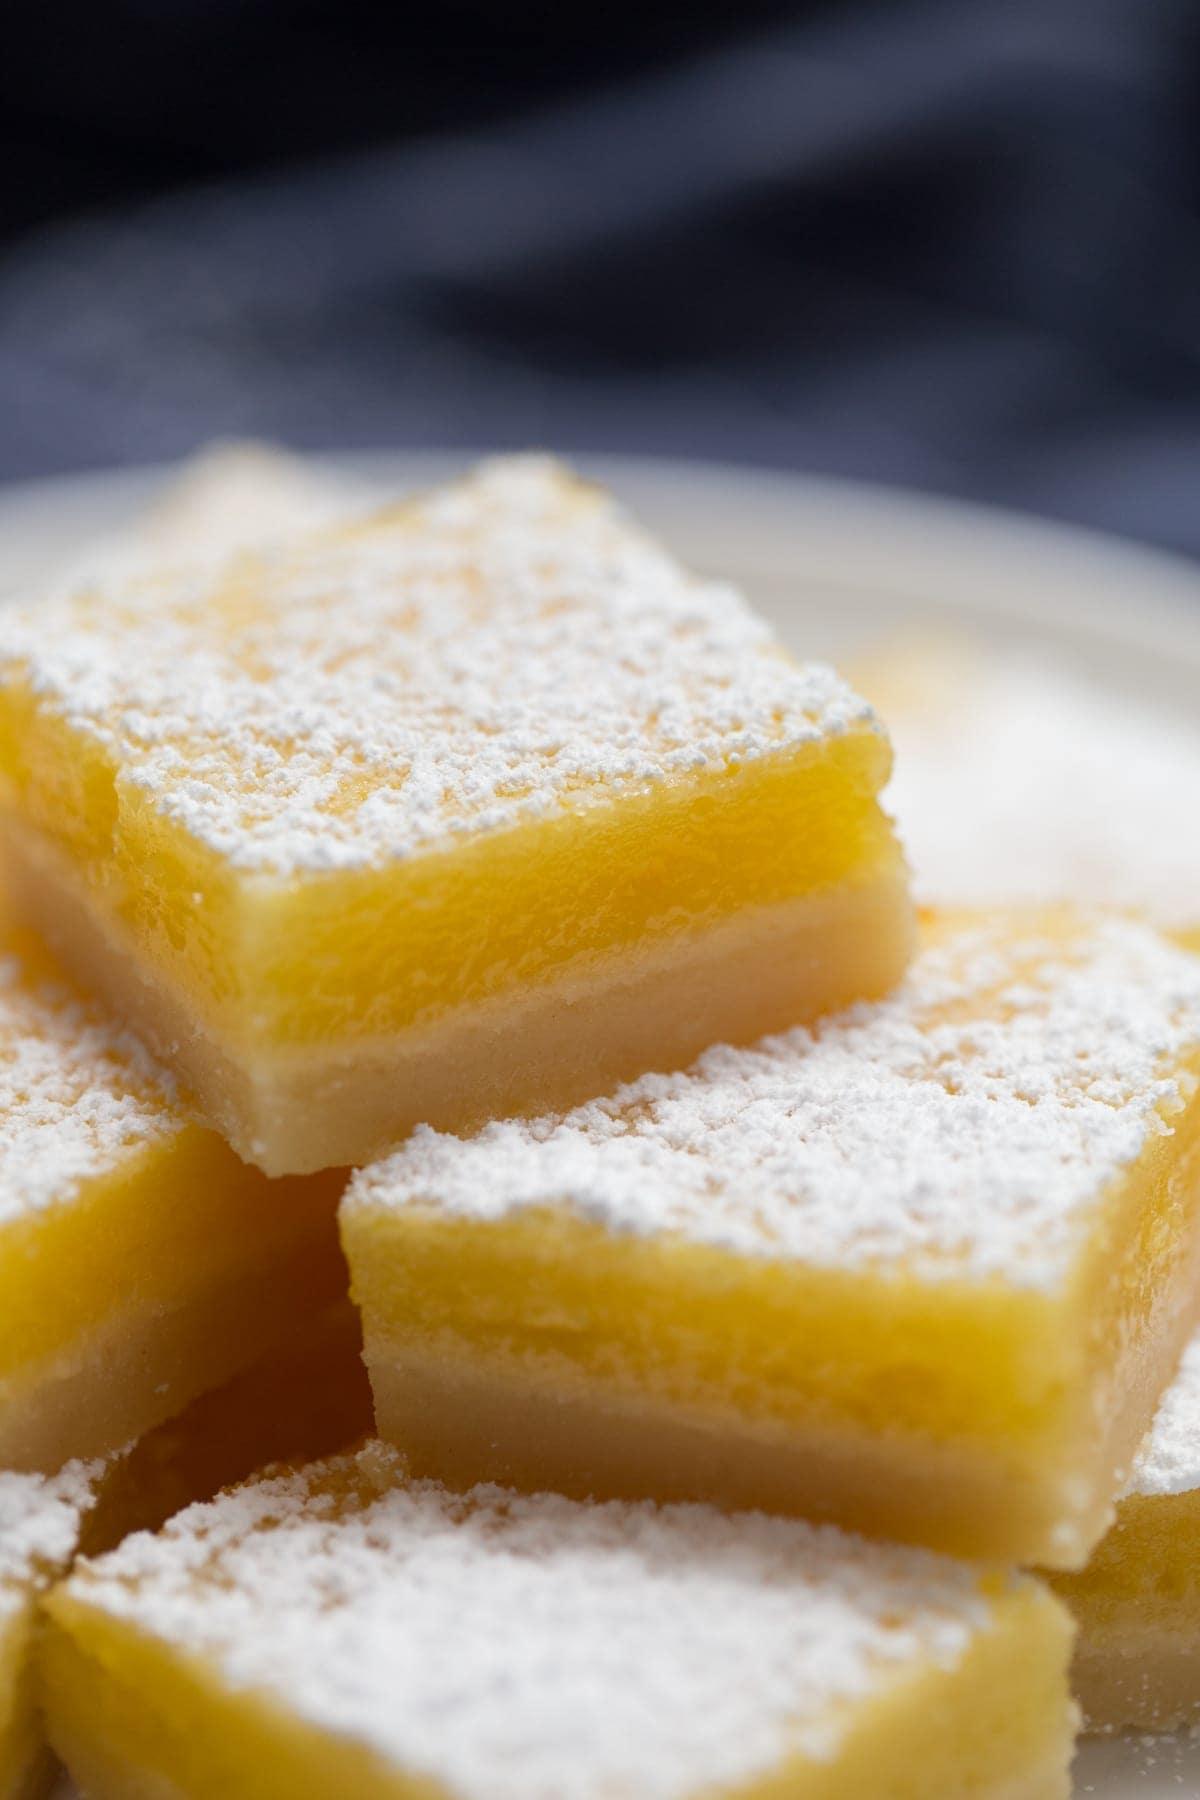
[10,450,1200,1800]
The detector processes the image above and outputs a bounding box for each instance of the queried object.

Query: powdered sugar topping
[0,458,878,877]
[56,442,373,588]
[877,644,1200,927]
[65,1444,1005,1798]
[0,941,181,1229]
[1127,1330,1200,1499]
[0,1461,99,1623]
[350,914,1200,1289]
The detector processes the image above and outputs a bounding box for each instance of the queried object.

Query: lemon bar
[345,909,1200,1569]
[1048,1327,1200,1731]
[0,914,346,1473]
[62,441,367,586]
[0,1462,98,1799]
[0,456,913,1174]
[41,1442,1077,1799]
[856,634,1200,943]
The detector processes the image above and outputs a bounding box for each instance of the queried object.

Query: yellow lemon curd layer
[1,1128,348,1473]
[0,689,901,1051]
[343,911,1200,1568]
[0,456,911,1172]
[40,1448,1076,1800]
[0,919,347,1472]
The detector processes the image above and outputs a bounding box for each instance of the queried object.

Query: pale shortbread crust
[0,1229,344,1473]
[1,819,913,1175]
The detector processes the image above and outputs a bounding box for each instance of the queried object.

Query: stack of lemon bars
[4,450,1200,1800]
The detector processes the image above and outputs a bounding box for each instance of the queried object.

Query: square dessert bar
[0,456,912,1174]
[0,1463,97,1800]
[0,912,346,1473]
[42,1443,1077,1800]
[344,909,1200,1569]
[1049,1327,1200,1732]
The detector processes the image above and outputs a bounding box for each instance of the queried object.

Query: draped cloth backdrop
[3,0,1200,553]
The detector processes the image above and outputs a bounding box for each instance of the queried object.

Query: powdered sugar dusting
[877,645,1200,927]
[0,1461,99,1625]
[350,913,1200,1290]
[65,1443,1007,1797]
[1128,1331,1200,1499]
[56,442,373,588]
[0,942,181,1229]
[0,457,878,877]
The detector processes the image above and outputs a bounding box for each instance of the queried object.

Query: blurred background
[4,0,1200,553]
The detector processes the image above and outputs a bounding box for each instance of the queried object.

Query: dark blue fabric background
[4,1,1200,553]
